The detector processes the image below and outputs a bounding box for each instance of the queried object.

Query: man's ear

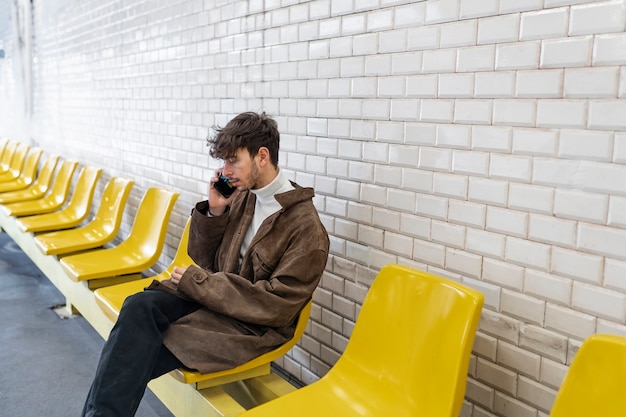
[257,147,270,167]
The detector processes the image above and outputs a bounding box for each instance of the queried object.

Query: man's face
[221,148,262,190]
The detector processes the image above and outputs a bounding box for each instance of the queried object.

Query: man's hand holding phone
[208,171,236,216]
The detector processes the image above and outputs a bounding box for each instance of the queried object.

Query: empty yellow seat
[33,177,134,255]
[0,143,30,182]
[240,264,485,417]
[549,333,626,417]
[93,217,311,389]
[0,141,18,173]
[0,148,43,193]
[0,154,59,204]
[59,186,179,282]
[0,160,78,217]
[16,165,102,233]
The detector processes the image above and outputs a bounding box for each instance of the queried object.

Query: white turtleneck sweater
[240,168,294,260]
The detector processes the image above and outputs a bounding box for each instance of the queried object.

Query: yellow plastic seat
[240,264,485,417]
[33,177,134,255]
[0,160,78,217]
[58,187,179,283]
[0,143,30,182]
[0,154,60,204]
[0,141,18,173]
[94,217,195,321]
[15,165,102,233]
[549,333,626,417]
[0,147,43,193]
[94,216,312,388]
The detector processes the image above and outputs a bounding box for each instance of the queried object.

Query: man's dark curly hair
[207,112,280,167]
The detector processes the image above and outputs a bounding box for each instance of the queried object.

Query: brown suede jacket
[150,183,329,373]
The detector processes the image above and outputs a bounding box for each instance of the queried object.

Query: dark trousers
[81,289,200,417]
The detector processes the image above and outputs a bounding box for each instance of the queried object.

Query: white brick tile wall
[2,1,624,415]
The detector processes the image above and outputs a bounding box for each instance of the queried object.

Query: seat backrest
[0,141,18,171]
[89,177,134,236]
[154,216,195,280]
[17,148,43,182]
[45,160,79,204]
[63,165,102,219]
[330,264,484,417]
[33,154,61,192]
[549,334,626,417]
[3,143,30,176]
[119,187,179,262]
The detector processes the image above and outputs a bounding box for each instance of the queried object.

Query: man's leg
[82,290,199,417]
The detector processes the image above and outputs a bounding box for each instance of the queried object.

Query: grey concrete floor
[0,233,173,417]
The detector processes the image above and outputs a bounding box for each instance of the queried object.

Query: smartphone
[213,174,236,198]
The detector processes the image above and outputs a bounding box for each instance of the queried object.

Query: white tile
[593,33,626,66]
[390,99,420,120]
[384,231,414,257]
[578,222,626,260]
[563,67,620,98]
[465,228,505,258]
[440,20,478,48]
[446,247,483,278]
[524,269,572,306]
[372,207,401,231]
[419,99,455,123]
[402,168,433,193]
[588,100,626,130]
[477,14,520,45]
[348,160,374,182]
[471,125,513,152]
[493,99,537,127]
[532,157,582,187]
[389,144,419,167]
[376,121,404,143]
[436,124,472,149]
[432,219,467,248]
[604,258,626,292]
[365,54,392,76]
[416,193,449,220]
[515,69,563,98]
[529,214,577,247]
[407,26,441,51]
[614,132,626,162]
[505,236,551,270]
[452,149,490,176]
[489,154,532,182]
[551,246,603,284]
[468,177,509,206]
[422,49,457,73]
[500,0,543,13]
[387,188,416,212]
[405,123,437,146]
[365,142,390,163]
[540,36,593,68]
[353,33,378,56]
[391,51,423,75]
[520,8,569,41]
[508,183,554,214]
[486,206,528,237]
[554,189,608,224]
[413,239,446,266]
[433,172,468,199]
[406,74,438,98]
[363,99,390,120]
[475,71,516,98]
[501,290,545,326]
[558,129,614,161]
[456,45,496,72]
[449,200,487,228]
[536,99,587,129]
[367,8,394,32]
[394,2,426,28]
[379,29,408,54]
[418,146,452,172]
[608,195,626,228]
[572,281,626,322]
[460,0,499,19]
[483,258,525,291]
[512,128,558,157]
[341,14,366,36]
[545,304,597,343]
[425,0,460,24]
[569,0,626,36]
[438,73,475,98]
[495,41,541,71]
[400,213,431,239]
[454,99,493,125]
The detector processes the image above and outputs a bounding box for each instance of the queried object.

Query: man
[82,111,330,417]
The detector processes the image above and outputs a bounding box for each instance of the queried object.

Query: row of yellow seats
[0,138,179,285]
